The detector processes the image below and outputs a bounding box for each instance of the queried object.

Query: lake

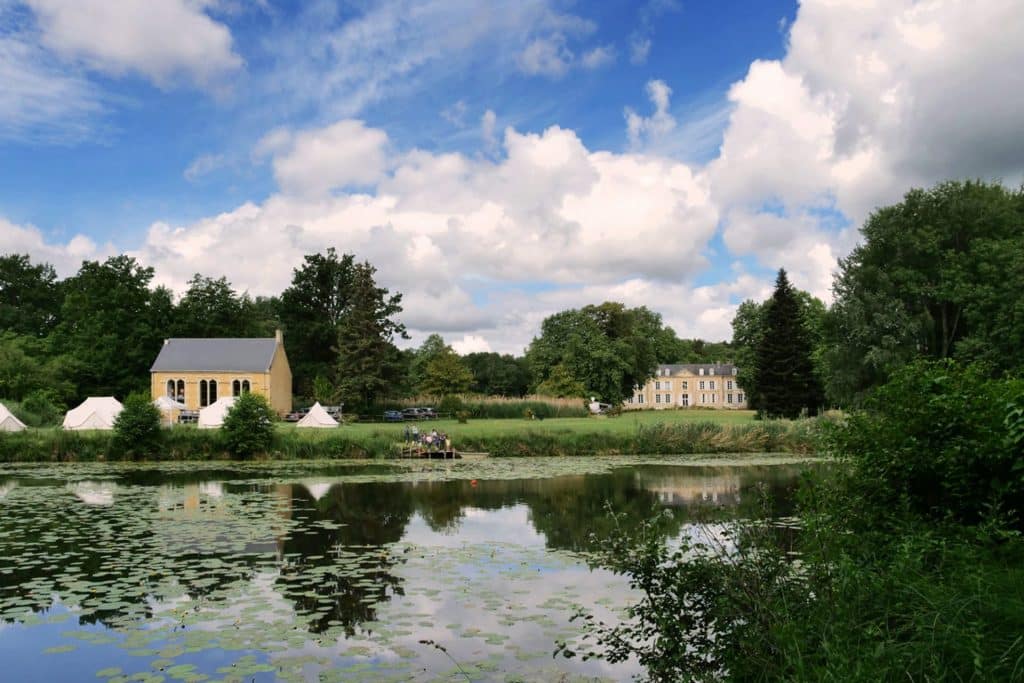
[0,456,818,682]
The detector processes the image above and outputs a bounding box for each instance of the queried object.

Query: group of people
[403,424,451,452]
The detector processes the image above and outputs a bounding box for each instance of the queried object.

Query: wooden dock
[395,447,490,460]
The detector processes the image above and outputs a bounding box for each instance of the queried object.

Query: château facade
[624,363,747,410]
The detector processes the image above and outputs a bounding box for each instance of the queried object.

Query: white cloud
[629,37,651,65]
[480,109,498,153]
[183,153,226,183]
[706,0,1024,298]
[625,79,677,149]
[629,0,680,65]
[441,100,468,127]
[0,217,110,276]
[452,335,492,355]
[580,45,615,69]
[24,0,241,89]
[518,34,573,79]
[0,29,103,143]
[268,120,390,196]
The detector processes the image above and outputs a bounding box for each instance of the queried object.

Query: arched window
[199,380,208,407]
[166,380,174,398]
[176,380,185,402]
[241,380,250,393]
[209,380,218,404]
[232,380,241,397]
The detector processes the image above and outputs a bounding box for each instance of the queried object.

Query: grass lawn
[279,409,760,441]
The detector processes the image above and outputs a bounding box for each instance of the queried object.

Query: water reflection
[0,460,818,680]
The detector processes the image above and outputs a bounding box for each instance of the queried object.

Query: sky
[2,0,1023,354]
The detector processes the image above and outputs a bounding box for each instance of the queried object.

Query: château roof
[150,338,279,373]
[655,363,739,376]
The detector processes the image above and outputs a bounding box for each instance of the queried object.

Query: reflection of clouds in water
[67,480,117,506]
[0,481,15,500]
[405,505,547,547]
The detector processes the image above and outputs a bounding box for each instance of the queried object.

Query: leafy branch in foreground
[557,496,805,682]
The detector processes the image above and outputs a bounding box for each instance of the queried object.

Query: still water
[0,457,817,682]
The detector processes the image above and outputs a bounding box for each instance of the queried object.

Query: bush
[455,410,469,424]
[19,389,64,427]
[221,392,275,458]
[112,392,162,459]
[827,360,1024,528]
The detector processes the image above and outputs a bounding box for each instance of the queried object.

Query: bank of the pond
[0,418,823,461]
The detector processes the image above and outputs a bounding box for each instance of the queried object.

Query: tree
[333,262,407,410]
[173,274,269,338]
[113,392,162,459]
[731,289,826,407]
[0,333,74,402]
[751,269,824,418]
[527,302,671,404]
[52,256,171,400]
[822,180,1024,405]
[279,249,357,394]
[463,352,531,396]
[409,334,447,392]
[0,253,62,337]
[221,392,275,458]
[534,363,587,398]
[420,347,474,396]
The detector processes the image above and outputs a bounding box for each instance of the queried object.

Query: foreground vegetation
[566,361,1024,681]
[0,409,824,461]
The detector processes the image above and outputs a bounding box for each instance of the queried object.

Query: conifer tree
[752,269,824,418]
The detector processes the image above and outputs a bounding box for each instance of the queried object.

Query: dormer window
[699,368,704,376]
[710,368,715,376]
[732,367,738,375]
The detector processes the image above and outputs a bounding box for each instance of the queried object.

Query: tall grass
[377,394,589,419]
[0,417,821,461]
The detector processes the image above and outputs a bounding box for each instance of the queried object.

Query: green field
[285,408,760,440]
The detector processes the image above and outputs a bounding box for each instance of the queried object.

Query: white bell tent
[63,397,123,431]
[153,395,187,426]
[0,403,27,432]
[198,396,237,429]
[296,402,339,429]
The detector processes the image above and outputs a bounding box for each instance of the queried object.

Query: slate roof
[656,363,739,375]
[150,338,278,373]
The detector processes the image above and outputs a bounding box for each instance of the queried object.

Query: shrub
[455,410,470,424]
[827,360,1024,528]
[19,389,64,427]
[112,392,162,459]
[221,392,275,458]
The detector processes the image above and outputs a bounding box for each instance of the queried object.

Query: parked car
[383,410,404,422]
[401,407,422,420]
[418,406,438,420]
[283,410,306,422]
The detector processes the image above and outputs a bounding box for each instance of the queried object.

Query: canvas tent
[0,403,26,432]
[198,396,236,429]
[296,402,339,429]
[153,395,186,426]
[63,397,123,431]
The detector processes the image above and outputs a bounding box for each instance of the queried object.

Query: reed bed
[0,417,823,462]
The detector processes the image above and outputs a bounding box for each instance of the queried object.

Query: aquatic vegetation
[0,458,816,681]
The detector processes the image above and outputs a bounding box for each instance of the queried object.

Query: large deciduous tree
[173,274,276,338]
[822,180,1024,405]
[463,352,531,396]
[751,269,824,418]
[279,249,357,394]
[333,262,407,409]
[527,302,672,404]
[0,253,62,337]
[52,256,172,400]
[420,346,474,397]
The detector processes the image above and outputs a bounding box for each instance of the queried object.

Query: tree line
[5,179,1017,420]
[0,247,730,418]
[730,180,1024,417]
